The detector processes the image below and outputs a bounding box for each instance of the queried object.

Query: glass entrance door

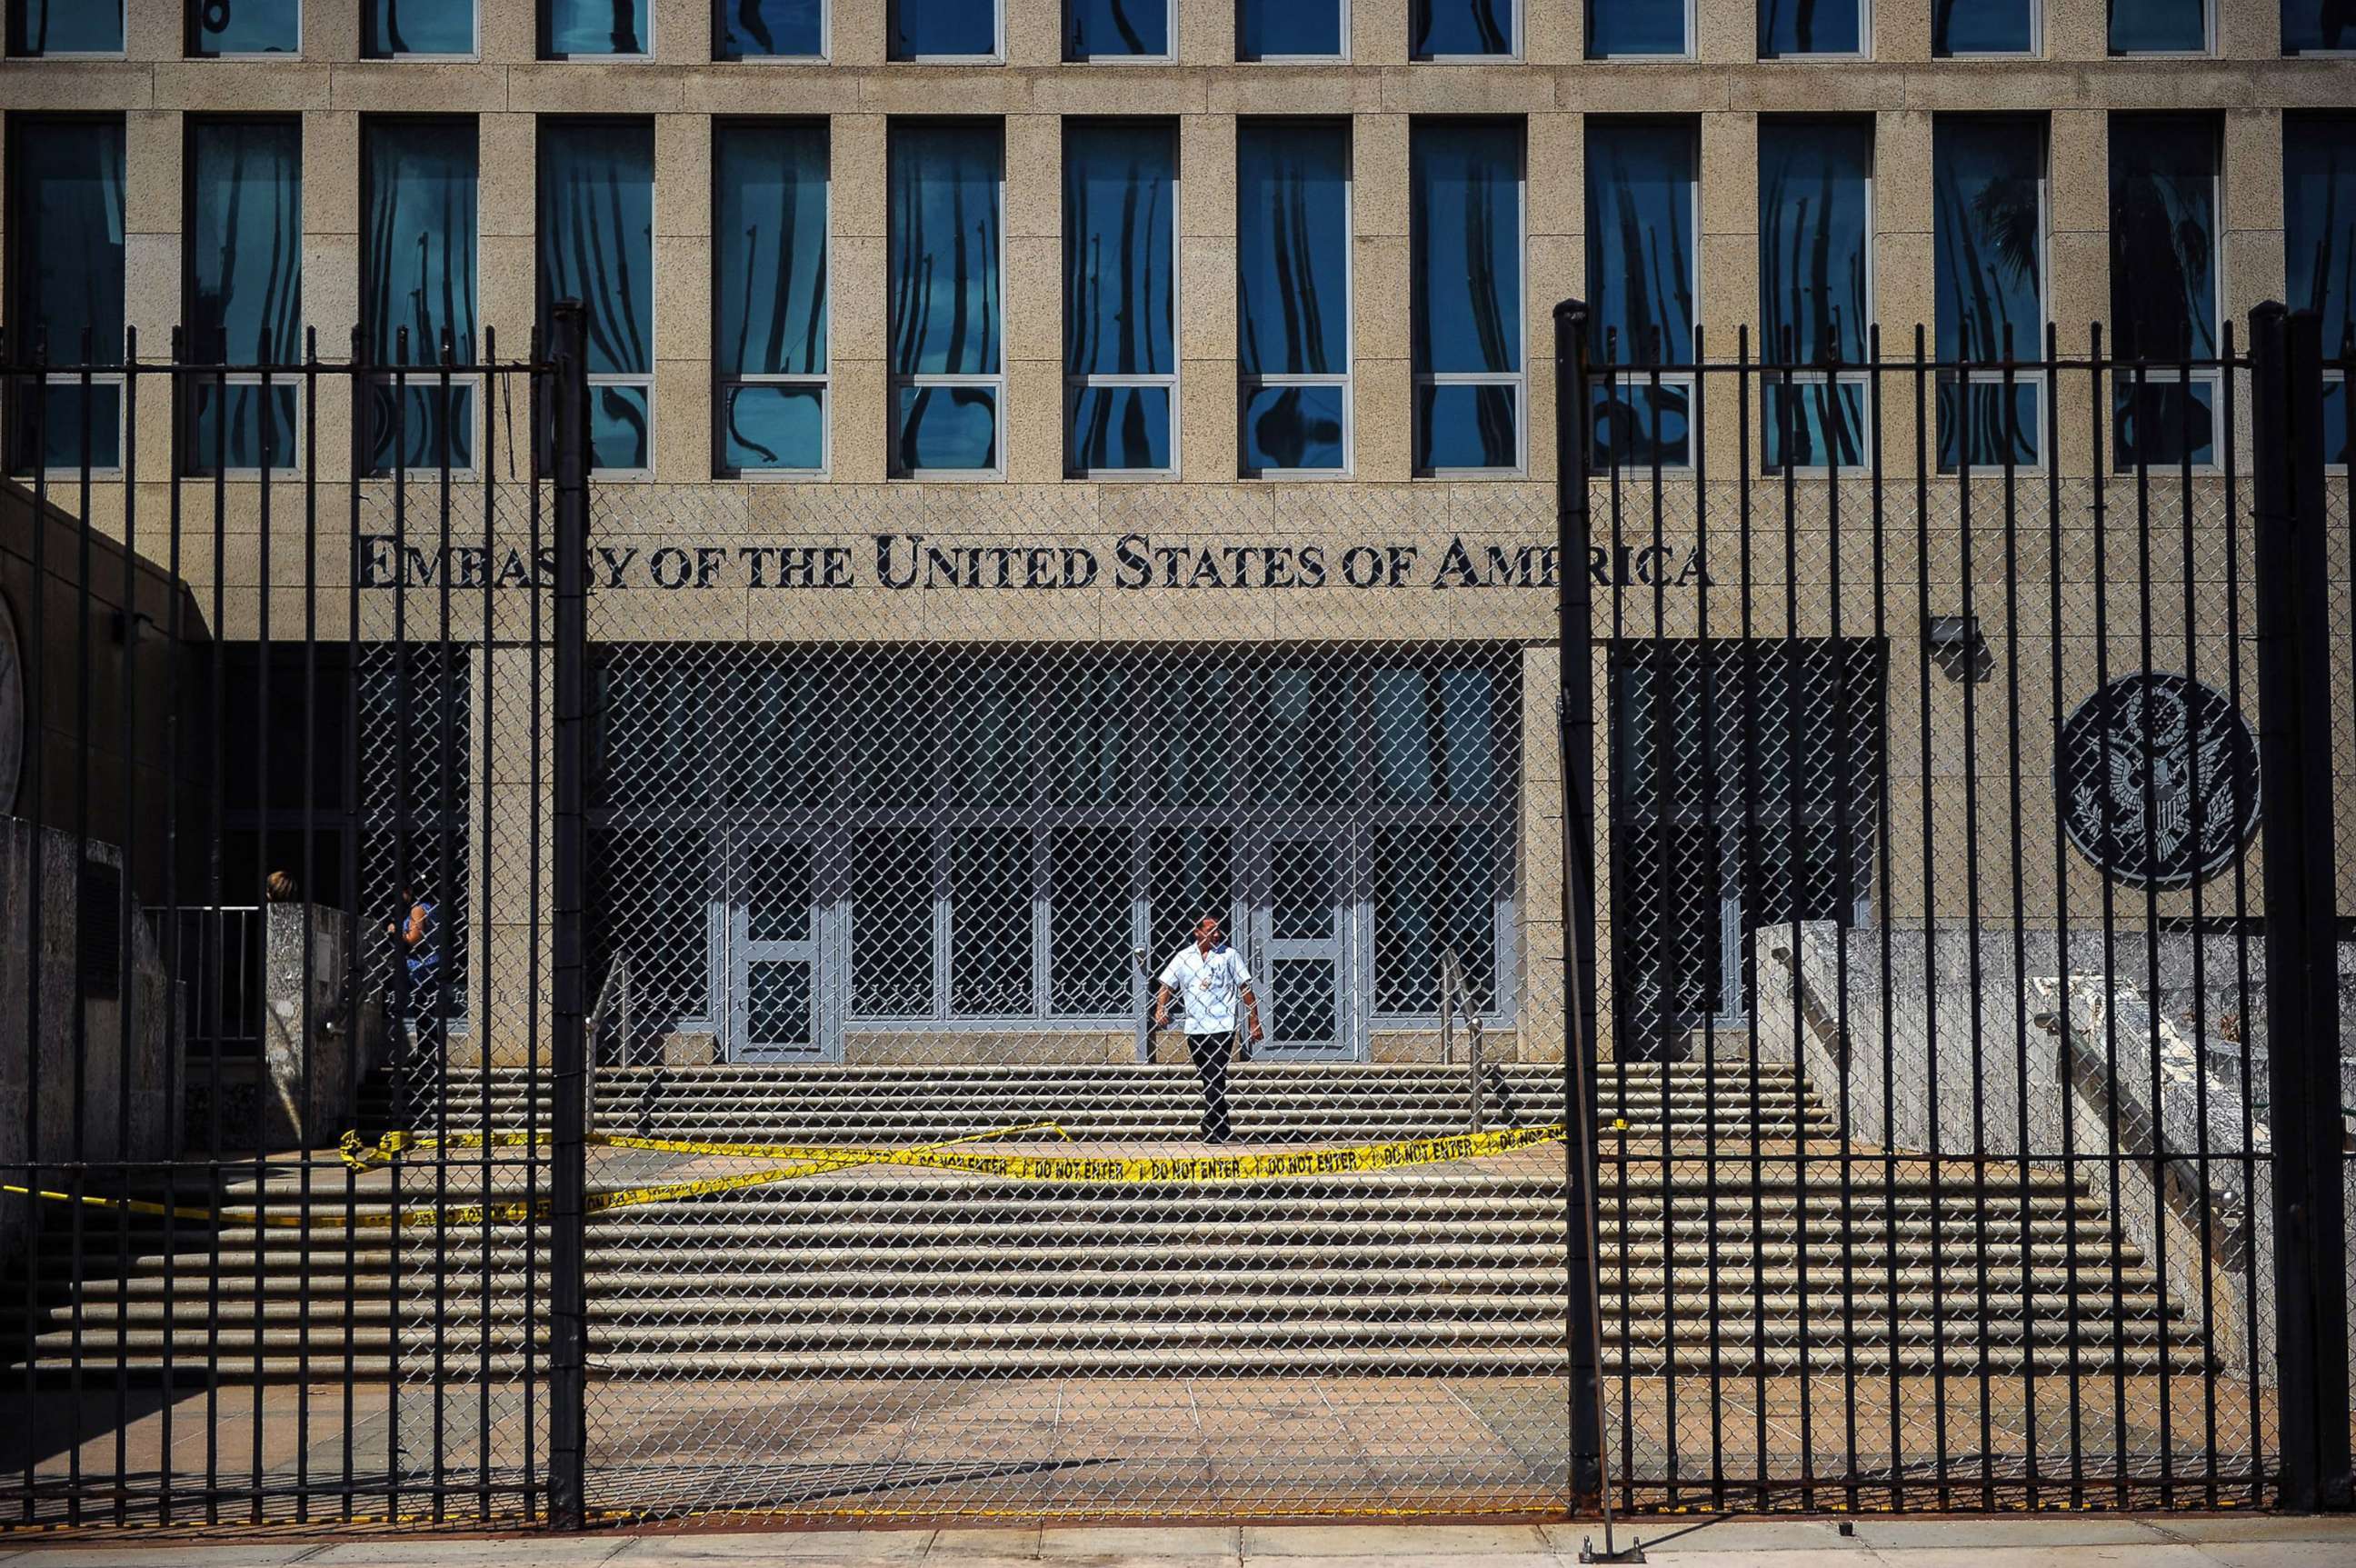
[725,831,842,1062]
[1245,830,1359,1061]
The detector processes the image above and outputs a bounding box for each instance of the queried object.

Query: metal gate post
[1552,299,1610,1513]
[2250,301,2353,1513]
[547,299,593,1530]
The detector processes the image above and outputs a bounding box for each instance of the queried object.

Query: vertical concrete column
[1008,0,1062,65]
[1353,112,1412,483]
[654,113,714,483]
[303,0,360,59]
[1698,0,1759,64]
[1353,0,1410,65]
[1179,112,1237,480]
[1879,0,1936,60]
[1876,109,1935,477]
[654,0,711,61]
[832,113,890,482]
[2223,110,2285,474]
[2049,108,2109,475]
[1005,113,1067,482]
[2219,0,2279,57]
[1529,0,1582,65]
[2046,0,2109,60]
[482,0,536,60]
[1177,0,1233,64]
[124,108,180,489]
[1698,110,1759,480]
[123,1,176,57]
[1527,111,1583,484]
[306,110,361,485]
[834,0,887,65]
[483,644,555,1063]
[1520,644,1567,1063]
[479,114,539,359]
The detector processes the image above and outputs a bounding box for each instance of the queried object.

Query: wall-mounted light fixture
[1925,614,1991,682]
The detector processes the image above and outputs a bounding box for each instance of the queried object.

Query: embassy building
[1,0,2351,1077]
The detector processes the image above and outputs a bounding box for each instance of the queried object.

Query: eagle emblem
[2060,673,2259,889]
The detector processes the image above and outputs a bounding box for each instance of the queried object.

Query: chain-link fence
[5,312,2352,1532]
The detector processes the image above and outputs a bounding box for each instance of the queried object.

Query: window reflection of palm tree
[728,225,778,464]
[2111,152,2215,461]
[1935,155,2040,464]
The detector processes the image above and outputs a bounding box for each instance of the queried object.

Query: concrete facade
[1,1,2350,1070]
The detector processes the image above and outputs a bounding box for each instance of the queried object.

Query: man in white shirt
[1154,914,1264,1144]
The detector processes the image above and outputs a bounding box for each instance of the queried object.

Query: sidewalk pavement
[4,1516,2355,1568]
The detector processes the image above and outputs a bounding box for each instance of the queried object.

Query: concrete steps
[365,1063,1836,1143]
[5,1063,2206,1381]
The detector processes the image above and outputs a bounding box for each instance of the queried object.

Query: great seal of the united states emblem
[2058,672,2259,890]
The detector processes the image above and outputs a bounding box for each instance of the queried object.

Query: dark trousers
[410,972,447,1060]
[1185,1031,1234,1142]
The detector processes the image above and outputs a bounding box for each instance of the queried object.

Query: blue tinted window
[1069,0,1169,57]
[6,119,124,355]
[1586,120,1694,467]
[716,122,828,473]
[2110,115,2216,363]
[365,0,475,55]
[2284,1,2354,51]
[1934,0,2035,53]
[1933,117,2043,363]
[1760,0,1862,55]
[195,0,299,55]
[541,121,654,469]
[1762,119,1869,467]
[891,0,997,56]
[547,0,648,55]
[1238,121,1351,379]
[2111,115,2218,467]
[364,118,477,471]
[1413,0,1513,57]
[1065,123,1175,378]
[716,125,828,378]
[2286,116,2355,355]
[1588,0,1686,56]
[1238,0,1343,57]
[5,117,125,469]
[188,121,303,365]
[891,122,1002,473]
[187,120,302,473]
[889,123,1003,377]
[1759,119,1871,364]
[7,0,121,53]
[1586,121,1695,366]
[1066,121,1175,472]
[2111,0,2206,51]
[364,118,478,365]
[717,0,824,55]
[1413,121,1521,471]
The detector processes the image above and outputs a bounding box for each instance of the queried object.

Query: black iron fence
[1554,303,2353,1514]
[0,299,2344,1531]
[0,309,584,1527]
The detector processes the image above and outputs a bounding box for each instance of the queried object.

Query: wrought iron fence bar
[2253,303,2355,1513]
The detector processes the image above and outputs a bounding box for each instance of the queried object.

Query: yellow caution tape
[10,1119,1565,1230]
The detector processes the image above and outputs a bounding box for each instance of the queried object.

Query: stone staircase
[5,1062,2204,1380]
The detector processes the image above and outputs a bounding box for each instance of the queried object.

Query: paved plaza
[4,1514,2356,1566]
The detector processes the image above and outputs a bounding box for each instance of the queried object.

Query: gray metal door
[725,831,843,1062]
[1246,829,1359,1060]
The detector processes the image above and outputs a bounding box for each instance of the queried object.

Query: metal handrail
[1440,950,1525,1136]
[1438,948,1484,1134]
[584,958,629,1132]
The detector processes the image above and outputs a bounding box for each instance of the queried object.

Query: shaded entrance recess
[587,644,1522,1063]
[1608,637,1886,1041]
